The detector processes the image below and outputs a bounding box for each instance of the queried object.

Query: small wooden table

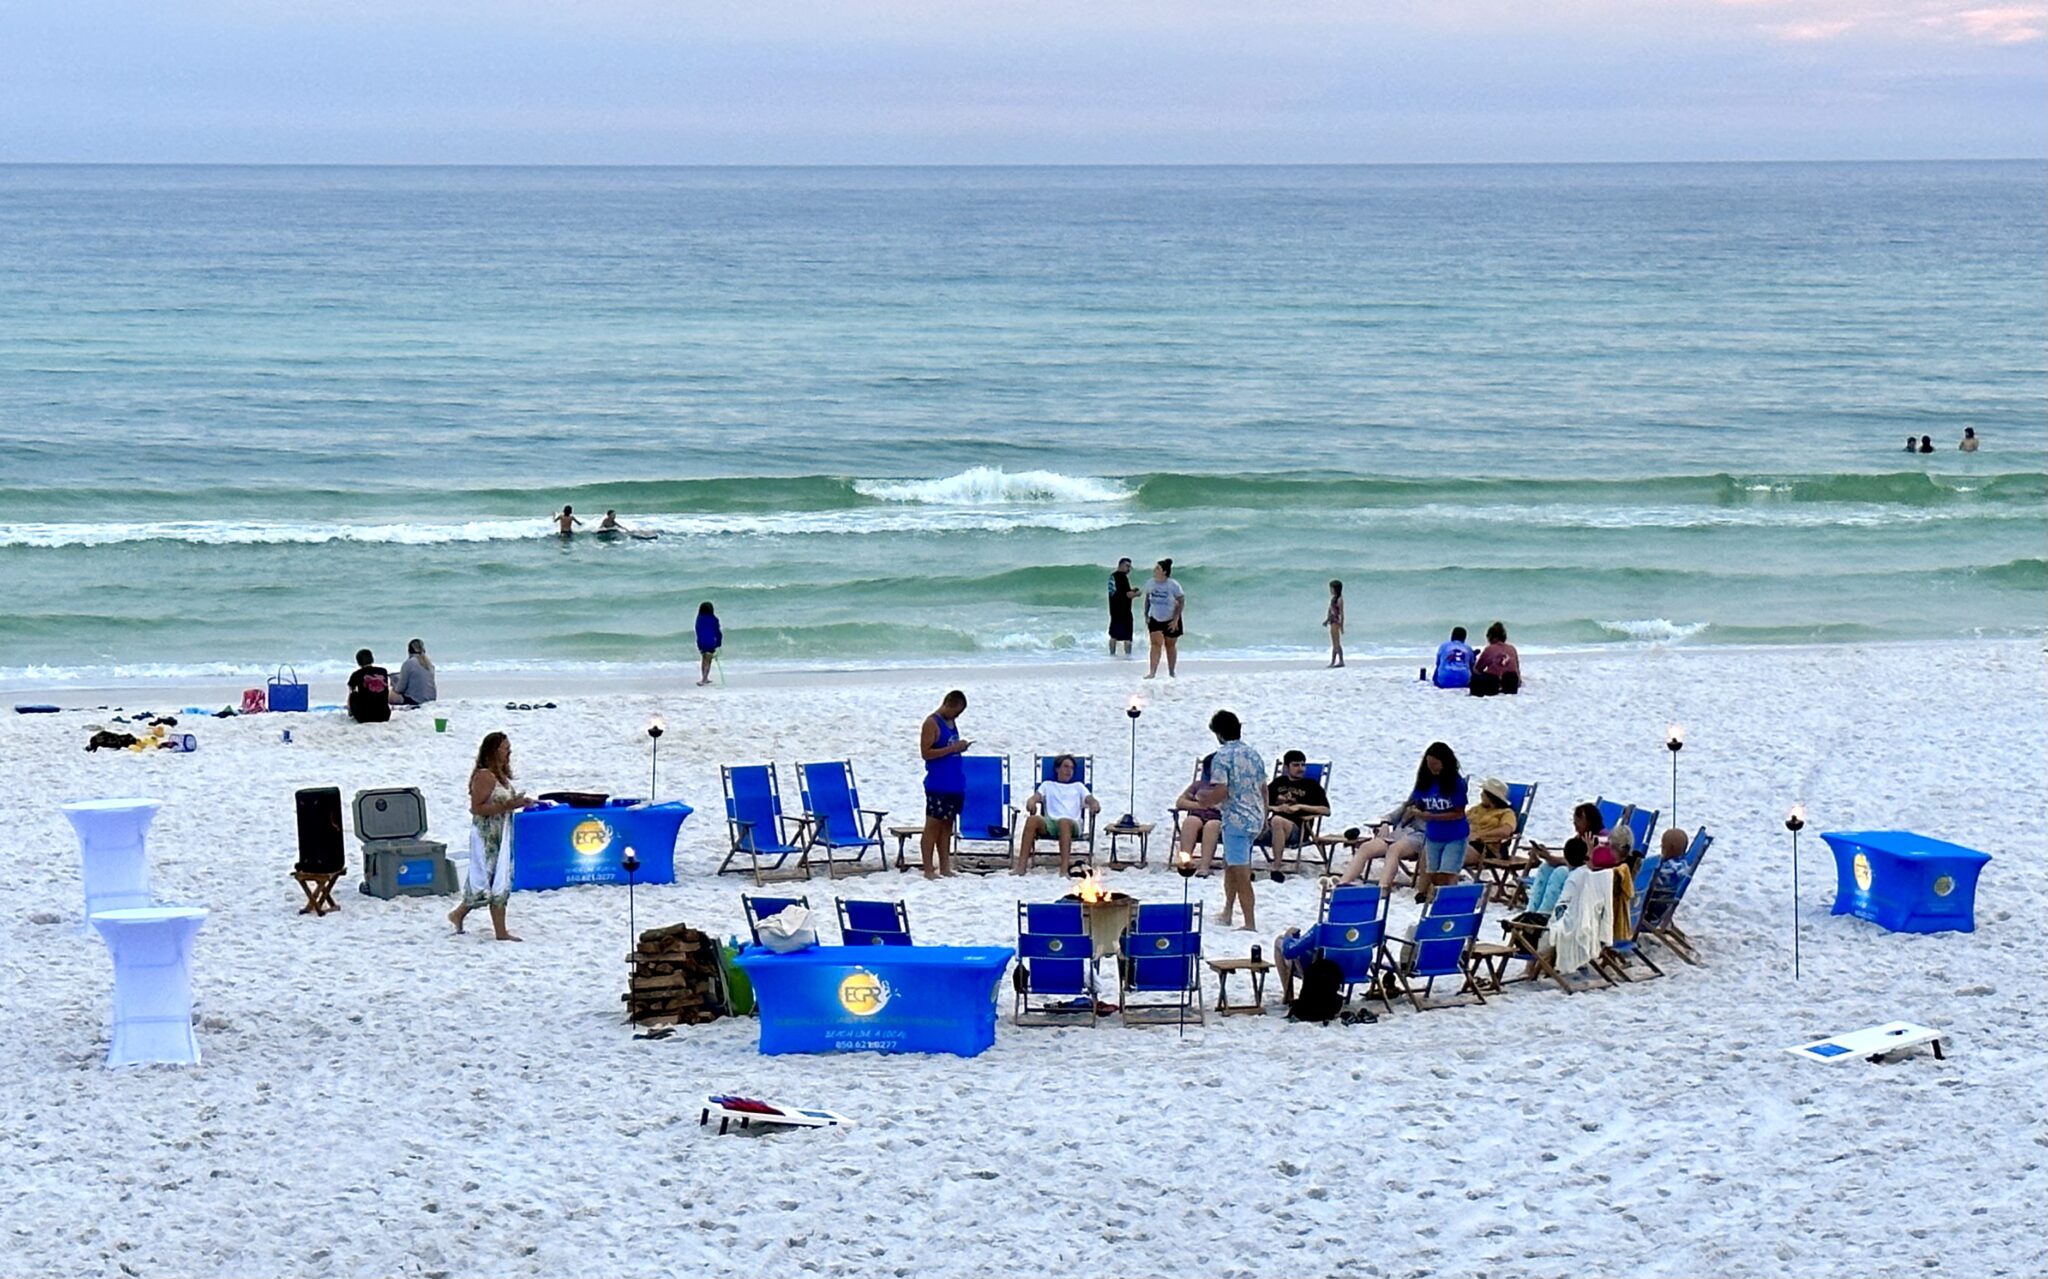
[1206,957,1271,1016]
[887,825,925,870]
[291,869,342,916]
[1104,822,1154,868]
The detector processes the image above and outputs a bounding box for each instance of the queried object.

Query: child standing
[1324,580,1345,668]
[694,602,722,687]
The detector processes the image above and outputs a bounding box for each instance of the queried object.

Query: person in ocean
[1959,427,1980,453]
[1918,435,1935,454]
[598,510,623,532]
[1107,557,1138,657]
[1903,436,1918,452]
[552,505,583,535]
[694,601,722,687]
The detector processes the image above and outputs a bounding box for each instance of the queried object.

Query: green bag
[717,938,756,1016]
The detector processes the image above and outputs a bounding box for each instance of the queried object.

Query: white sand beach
[4,641,2043,1279]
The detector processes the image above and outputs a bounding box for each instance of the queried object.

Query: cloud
[1948,5,2048,41]
[1741,0,2048,43]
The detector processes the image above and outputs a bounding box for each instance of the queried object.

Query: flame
[1788,802,1807,824]
[1075,869,1109,903]
[1667,722,1685,745]
[1126,694,1144,714]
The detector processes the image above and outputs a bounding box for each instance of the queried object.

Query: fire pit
[1062,871,1136,958]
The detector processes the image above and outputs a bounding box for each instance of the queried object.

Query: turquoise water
[0,163,2041,683]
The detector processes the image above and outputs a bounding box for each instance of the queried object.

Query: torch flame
[648,714,667,734]
[1667,722,1684,744]
[1789,802,1807,824]
[1075,869,1108,903]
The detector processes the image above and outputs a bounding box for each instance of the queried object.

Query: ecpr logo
[571,818,613,857]
[837,970,891,1016]
[1852,852,1873,892]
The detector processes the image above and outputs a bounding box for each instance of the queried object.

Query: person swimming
[552,505,583,535]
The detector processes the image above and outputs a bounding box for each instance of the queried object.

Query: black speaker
[295,786,346,874]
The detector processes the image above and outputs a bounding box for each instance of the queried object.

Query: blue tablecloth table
[735,944,1015,1057]
[1820,830,1990,935]
[510,800,692,891]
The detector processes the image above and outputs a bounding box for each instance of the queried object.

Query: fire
[1074,869,1109,903]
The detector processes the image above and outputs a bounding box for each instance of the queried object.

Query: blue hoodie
[695,612,723,653]
[1433,640,1473,689]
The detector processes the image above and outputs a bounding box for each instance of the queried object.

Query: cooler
[353,787,458,900]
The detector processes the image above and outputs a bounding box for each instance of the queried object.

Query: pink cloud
[1951,5,2048,41]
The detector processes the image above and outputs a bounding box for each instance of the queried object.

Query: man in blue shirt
[1432,627,1474,690]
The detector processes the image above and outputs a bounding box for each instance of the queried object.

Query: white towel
[1548,867,1615,974]
[466,819,515,899]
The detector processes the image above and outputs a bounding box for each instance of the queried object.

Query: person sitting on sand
[694,601,722,687]
[552,506,583,535]
[1960,427,1980,453]
[389,638,437,706]
[1174,754,1224,875]
[1432,627,1474,689]
[346,648,391,723]
[1470,622,1520,697]
[1264,750,1330,865]
[1013,753,1099,876]
[450,731,538,942]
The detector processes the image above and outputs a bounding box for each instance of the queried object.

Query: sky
[0,1,2041,163]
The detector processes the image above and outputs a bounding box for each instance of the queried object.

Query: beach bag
[241,688,267,715]
[268,665,309,713]
[756,905,819,954]
[1289,957,1345,1024]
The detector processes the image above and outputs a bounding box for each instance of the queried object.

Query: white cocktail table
[61,797,163,926]
[90,905,208,1067]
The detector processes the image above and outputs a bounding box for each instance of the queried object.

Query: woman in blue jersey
[1402,740,1469,902]
[918,690,972,879]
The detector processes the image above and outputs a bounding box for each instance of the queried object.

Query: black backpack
[1289,956,1345,1024]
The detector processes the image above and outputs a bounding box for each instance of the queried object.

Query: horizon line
[0,156,2041,170]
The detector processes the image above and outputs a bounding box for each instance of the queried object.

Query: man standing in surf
[1107,557,1138,657]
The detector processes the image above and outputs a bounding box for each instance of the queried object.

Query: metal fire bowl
[1064,893,1136,958]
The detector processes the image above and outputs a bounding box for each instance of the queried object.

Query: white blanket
[465,819,514,900]
[1546,866,1614,974]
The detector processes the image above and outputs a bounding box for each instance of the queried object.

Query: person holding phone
[918,690,972,879]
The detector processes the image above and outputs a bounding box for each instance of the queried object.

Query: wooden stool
[292,870,341,916]
[1206,957,1272,1015]
[888,826,926,870]
[1104,822,1154,869]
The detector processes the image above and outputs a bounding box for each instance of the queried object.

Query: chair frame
[1117,901,1205,1027]
[1381,882,1491,1011]
[1257,759,1334,878]
[720,763,814,886]
[1305,882,1396,1016]
[1640,828,1713,965]
[949,754,1018,874]
[1014,902,1098,1027]
[1014,754,1100,873]
[797,760,889,879]
[835,897,912,946]
[742,892,812,944]
[1596,855,1666,982]
[1474,782,1540,904]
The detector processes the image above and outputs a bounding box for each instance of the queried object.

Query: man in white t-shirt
[1013,754,1100,876]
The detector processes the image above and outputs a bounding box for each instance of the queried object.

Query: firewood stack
[623,922,724,1026]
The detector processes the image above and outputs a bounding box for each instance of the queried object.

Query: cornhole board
[699,1094,856,1135]
[1786,1021,1946,1064]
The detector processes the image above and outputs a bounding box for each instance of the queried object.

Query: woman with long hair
[1401,741,1468,902]
[450,731,535,940]
[1324,580,1345,668]
[391,637,437,705]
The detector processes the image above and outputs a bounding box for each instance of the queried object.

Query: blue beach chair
[720,764,812,885]
[1476,782,1540,904]
[1015,754,1098,873]
[835,897,912,946]
[742,892,811,944]
[797,760,888,879]
[1595,798,1660,852]
[1640,827,1713,965]
[1382,882,1490,1011]
[1257,759,1334,877]
[1597,854,1666,982]
[1118,902,1204,1026]
[1305,883,1393,1015]
[949,755,1016,873]
[1014,902,1097,1026]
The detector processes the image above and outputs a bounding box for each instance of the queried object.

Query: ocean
[0,162,2041,686]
